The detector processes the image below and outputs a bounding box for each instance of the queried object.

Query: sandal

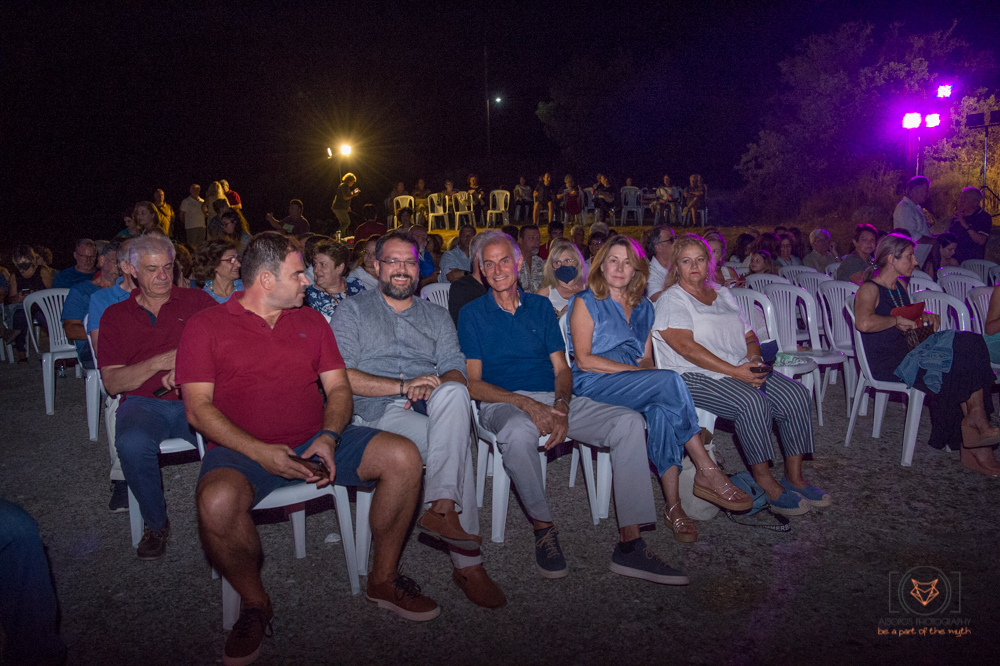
[960,418,1000,449]
[960,447,1000,478]
[693,466,754,512]
[666,502,697,543]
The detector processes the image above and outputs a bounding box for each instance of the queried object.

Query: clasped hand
[256,438,337,487]
[523,398,569,450]
[403,374,440,407]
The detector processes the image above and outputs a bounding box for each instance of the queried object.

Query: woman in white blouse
[653,234,830,517]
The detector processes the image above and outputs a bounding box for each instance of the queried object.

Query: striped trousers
[681,371,814,466]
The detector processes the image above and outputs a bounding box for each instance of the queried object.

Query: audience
[96,235,217,560]
[194,239,244,304]
[539,219,565,260]
[516,225,544,293]
[923,232,960,280]
[949,186,991,262]
[592,174,614,223]
[447,232,491,326]
[62,239,120,368]
[748,249,775,275]
[202,181,229,224]
[305,239,365,317]
[179,183,206,246]
[803,228,837,272]
[558,175,584,226]
[854,233,1000,475]
[836,223,877,283]
[349,235,380,291]
[704,230,741,287]
[641,224,675,301]
[355,203,387,241]
[267,199,310,236]
[466,174,486,222]
[681,174,706,227]
[571,225,586,254]
[731,233,755,263]
[408,225,439,287]
[220,208,253,254]
[8,245,55,362]
[52,238,99,288]
[536,238,587,317]
[533,173,556,225]
[173,244,194,288]
[775,234,803,268]
[221,179,243,211]
[893,175,935,267]
[177,232,436,665]
[118,206,142,239]
[152,189,176,238]
[654,234,828,516]
[513,176,533,222]
[439,224,476,282]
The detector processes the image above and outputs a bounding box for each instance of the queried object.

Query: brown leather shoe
[224,602,273,666]
[416,509,482,550]
[366,575,441,622]
[453,564,507,608]
[136,520,169,560]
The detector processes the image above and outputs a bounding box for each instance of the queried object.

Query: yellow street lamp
[340,144,352,156]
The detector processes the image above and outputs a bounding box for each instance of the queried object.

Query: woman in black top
[854,233,1000,476]
[7,245,54,361]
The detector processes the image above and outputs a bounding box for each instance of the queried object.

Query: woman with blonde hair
[568,235,752,543]
[201,181,228,224]
[536,238,587,316]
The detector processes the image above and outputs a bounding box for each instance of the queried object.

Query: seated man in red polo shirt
[176,232,437,666]
[97,235,218,560]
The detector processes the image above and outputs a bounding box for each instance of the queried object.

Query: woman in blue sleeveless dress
[567,236,752,542]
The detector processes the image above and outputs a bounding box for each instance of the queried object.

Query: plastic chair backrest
[419,283,450,308]
[744,273,790,291]
[938,273,985,303]
[845,296,879,384]
[583,187,595,211]
[393,195,415,214]
[968,286,993,335]
[620,187,641,207]
[816,280,859,354]
[428,193,446,215]
[23,289,73,353]
[916,290,970,332]
[489,190,510,212]
[734,265,750,277]
[730,287,777,343]
[824,262,841,278]
[936,266,979,280]
[960,260,997,284]
[988,265,1000,287]
[761,283,816,352]
[910,269,933,280]
[906,275,941,295]
[778,265,815,280]
[791,271,832,299]
[453,192,472,213]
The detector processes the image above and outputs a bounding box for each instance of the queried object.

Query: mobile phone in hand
[290,455,330,478]
[153,385,171,398]
[750,365,772,374]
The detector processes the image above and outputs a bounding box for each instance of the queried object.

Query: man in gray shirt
[331,230,505,609]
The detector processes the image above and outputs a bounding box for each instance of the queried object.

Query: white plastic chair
[906,275,942,296]
[844,297,927,466]
[815,280,859,416]
[619,187,643,225]
[760,283,836,426]
[82,315,104,441]
[744,273,789,291]
[916,291,971,332]
[392,196,415,229]
[936,266,979,280]
[967,287,999,366]
[791,271,832,334]
[960,260,997,285]
[453,192,476,227]
[733,265,750,277]
[419,283,451,308]
[824,262,841,278]
[910,269,933,280]
[0,305,13,363]
[988,266,1000,288]
[23,289,77,415]
[937,273,985,306]
[427,193,449,230]
[778,265,816,280]
[486,190,510,227]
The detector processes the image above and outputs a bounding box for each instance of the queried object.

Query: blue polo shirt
[62,280,102,366]
[458,289,564,392]
[87,278,131,332]
[53,266,98,289]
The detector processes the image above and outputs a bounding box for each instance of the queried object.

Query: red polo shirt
[175,293,346,449]
[97,287,218,400]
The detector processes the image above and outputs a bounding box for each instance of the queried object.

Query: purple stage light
[902,113,922,129]
[937,85,952,98]
[925,114,941,128]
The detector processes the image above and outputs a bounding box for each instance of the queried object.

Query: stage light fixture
[937,85,952,98]
[902,113,922,129]
[925,114,941,128]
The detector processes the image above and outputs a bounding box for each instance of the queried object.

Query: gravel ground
[1,356,998,665]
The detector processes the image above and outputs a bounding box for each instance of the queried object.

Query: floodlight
[340,144,352,156]
[925,114,941,128]
[902,113,922,129]
[937,85,952,98]
[327,147,333,158]
[495,97,501,103]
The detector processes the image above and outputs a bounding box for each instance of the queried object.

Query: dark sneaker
[136,520,169,560]
[534,526,568,579]
[224,603,273,666]
[366,575,441,621]
[416,509,483,550]
[109,481,129,513]
[452,564,507,608]
[609,538,689,586]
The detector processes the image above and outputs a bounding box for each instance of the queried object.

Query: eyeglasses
[221,256,240,264]
[381,258,418,267]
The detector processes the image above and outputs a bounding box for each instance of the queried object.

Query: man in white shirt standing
[179,184,206,246]
[893,176,933,266]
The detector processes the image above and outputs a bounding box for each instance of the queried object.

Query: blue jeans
[573,368,701,476]
[115,396,195,531]
[0,499,67,665]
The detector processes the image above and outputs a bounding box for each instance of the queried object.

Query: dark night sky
[2,0,997,258]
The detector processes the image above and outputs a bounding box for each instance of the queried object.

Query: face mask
[16,261,32,271]
[554,265,578,283]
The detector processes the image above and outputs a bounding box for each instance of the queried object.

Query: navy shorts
[198,424,380,507]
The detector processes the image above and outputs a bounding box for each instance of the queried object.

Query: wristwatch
[319,429,341,451]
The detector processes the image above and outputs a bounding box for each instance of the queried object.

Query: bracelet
[554,397,570,409]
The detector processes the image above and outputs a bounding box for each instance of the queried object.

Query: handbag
[903,322,936,350]
[890,301,934,350]
[723,472,791,532]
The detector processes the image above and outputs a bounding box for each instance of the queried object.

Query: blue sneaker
[609,538,689,586]
[534,526,568,579]
[766,488,810,516]
[780,478,831,508]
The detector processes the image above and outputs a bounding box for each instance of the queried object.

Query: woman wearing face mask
[6,246,55,362]
[536,239,588,317]
[567,236,752,543]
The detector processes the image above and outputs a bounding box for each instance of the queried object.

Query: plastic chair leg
[42,352,55,415]
[128,486,143,548]
[85,372,100,441]
[538,449,547,492]
[811,368,823,427]
[332,485,360,596]
[490,448,511,543]
[221,576,241,631]
[872,391,890,439]
[901,391,926,467]
[568,446,579,487]
[475,441,489,508]
[75,363,82,379]
[577,444,599,526]
[596,450,612,520]
[354,488,374,577]
[290,508,307,559]
[844,378,868,447]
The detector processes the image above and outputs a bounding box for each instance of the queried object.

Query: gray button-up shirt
[331,288,467,421]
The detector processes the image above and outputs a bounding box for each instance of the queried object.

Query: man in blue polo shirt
[62,239,121,369]
[457,230,688,586]
[52,239,99,288]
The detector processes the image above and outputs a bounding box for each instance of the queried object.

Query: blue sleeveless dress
[567,289,701,474]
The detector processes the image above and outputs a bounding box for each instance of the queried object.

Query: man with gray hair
[61,239,120,370]
[52,238,99,288]
[949,186,991,262]
[447,231,491,326]
[97,235,217,559]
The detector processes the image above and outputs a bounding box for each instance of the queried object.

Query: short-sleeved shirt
[458,290,563,393]
[305,277,365,318]
[87,278,130,332]
[535,183,556,206]
[438,247,472,281]
[225,189,242,207]
[448,274,489,326]
[279,216,310,235]
[332,183,354,210]
[419,250,436,279]
[949,208,992,263]
[180,196,206,229]
[646,257,668,298]
[331,289,467,421]
[52,266,97,289]
[97,288,217,401]
[652,285,751,380]
[354,221,387,241]
[62,280,101,362]
[176,296,345,449]
[202,279,245,304]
